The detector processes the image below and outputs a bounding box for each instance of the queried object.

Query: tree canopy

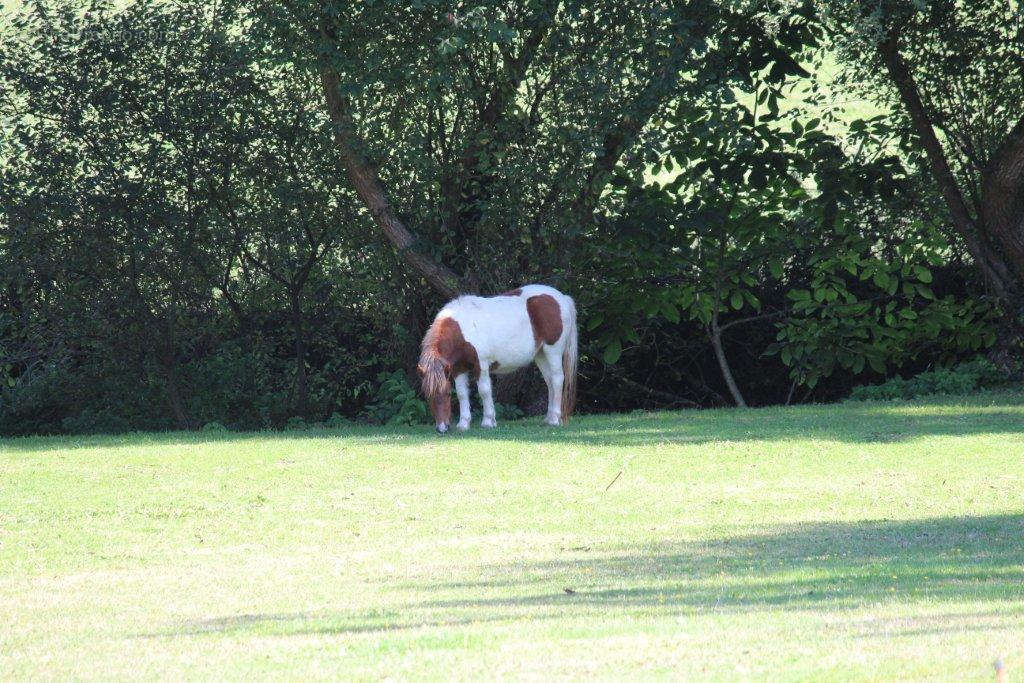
[0,0,1017,434]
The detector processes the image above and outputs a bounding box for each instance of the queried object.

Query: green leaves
[661,301,680,324]
[602,339,622,365]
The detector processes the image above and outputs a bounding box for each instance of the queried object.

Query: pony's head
[419,314,478,434]
[417,336,452,433]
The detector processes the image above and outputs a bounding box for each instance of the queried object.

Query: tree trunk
[319,68,463,299]
[559,49,687,270]
[709,319,747,408]
[980,115,1024,281]
[157,351,193,430]
[288,287,309,417]
[878,34,1019,301]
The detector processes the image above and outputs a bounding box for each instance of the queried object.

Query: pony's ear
[416,364,426,377]
[442,361,453,377]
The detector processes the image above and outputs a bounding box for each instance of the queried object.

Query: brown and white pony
[417,285,577,433]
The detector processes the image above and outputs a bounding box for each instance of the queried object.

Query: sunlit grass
[2,391,1023,679]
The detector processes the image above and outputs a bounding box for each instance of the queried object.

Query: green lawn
[3,393,1023,680]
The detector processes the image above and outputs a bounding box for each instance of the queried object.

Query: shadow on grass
[10,391,1024,452]
[150,513,1024,639]
[423,514,1024,610]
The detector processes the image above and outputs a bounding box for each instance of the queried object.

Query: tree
[258,0,818,299]
[0,1,251,428]
[0,0,390,430]
[824,2,1024,311]
[581,18,994,407]
[0,0,1006,432]
[213,69,356,416]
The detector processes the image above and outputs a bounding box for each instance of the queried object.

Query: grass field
[3,392,1024,680]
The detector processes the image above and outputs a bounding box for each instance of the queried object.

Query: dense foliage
[0,0,1017,434]
[848,358,1013,402]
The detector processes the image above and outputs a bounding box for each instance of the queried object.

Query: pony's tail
[560,297,578,424]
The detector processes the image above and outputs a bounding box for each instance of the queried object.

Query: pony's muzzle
[436,423,449,434]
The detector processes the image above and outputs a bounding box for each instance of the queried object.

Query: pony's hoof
[481,417,497,428]
[456,420,470,432]
[544,415,561,426]
[436,423,449,434]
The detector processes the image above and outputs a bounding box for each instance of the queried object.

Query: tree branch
[277,1,466,299]
[572,26,696,222]
[878,34,975,237]
[718,308,787,333]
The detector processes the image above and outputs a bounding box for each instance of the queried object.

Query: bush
[848,357,1011,401]
[957,356,1014,386]
[495,402,525,421]
[60,409,132,435]
[0,361,69,435]
[284,416,308,430]
[325,412,355,429]
[362,370,430,425]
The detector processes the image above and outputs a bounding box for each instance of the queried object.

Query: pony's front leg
[477,369,497,428]
[454,373,472,431]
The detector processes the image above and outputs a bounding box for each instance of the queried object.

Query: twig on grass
[603,470,623,492]
[603,452,639,492]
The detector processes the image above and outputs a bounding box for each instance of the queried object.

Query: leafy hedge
[848,358,1013,401]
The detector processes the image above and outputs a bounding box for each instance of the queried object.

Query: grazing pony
[417,284,577,433]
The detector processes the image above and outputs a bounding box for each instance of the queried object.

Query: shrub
[848,357,1010,401]
[0,361,69,435]
[957,356,1014,386]
[284,416,309,430]
[495,402,525,421]
[325,412,355,429]
[363,370,430,425]
[59,409,132,435]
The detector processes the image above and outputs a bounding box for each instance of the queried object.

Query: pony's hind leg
[534,353,554,414]
[539,343,564,426]
[477,367,497,428]
[454,373,472,431]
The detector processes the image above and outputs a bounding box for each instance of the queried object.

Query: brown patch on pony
[419,317,480,381]
[418,316,481,426]
[444,319,480,379]
[526,294,562,345]
[500,288,522,297]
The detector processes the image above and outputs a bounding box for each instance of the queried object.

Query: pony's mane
[418,320,449,398]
